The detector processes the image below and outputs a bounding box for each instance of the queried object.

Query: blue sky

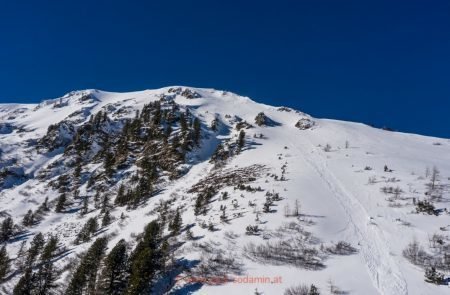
[0,0,449,137]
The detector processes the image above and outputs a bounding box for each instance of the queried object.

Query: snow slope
[1,86,450,294]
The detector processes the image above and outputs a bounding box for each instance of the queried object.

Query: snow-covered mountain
[0,86,449,295]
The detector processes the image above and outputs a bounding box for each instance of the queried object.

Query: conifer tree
[126,221,161,294]
[66,237,108,295]
[94,191,101,209]
[0,216,14,242]
[194,194,204,216]
[55,193,67,213]
[35,235,59,294]
[39,197,49,212]
[97,239,129,294]
[76,217,99,244]
[15,241,27,272]
[102,210,111,227]
[237,130,245,152]
[115,184,126,206]
[104,152,115,178]
[26,232,45,268]
[193,118,201,145]
[13,268,34,295]
[81,196,89,215]
[22,210,34,227]
[185,228,194,240]
[169,209,182,236]
[210,117,219,132]
[0,245,10,281]
[101,194,110,214]
[74,161,82,182]
[179,113,188,133]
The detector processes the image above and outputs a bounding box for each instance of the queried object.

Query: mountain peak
[0,86,449,294]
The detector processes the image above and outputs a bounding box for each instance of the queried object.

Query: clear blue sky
[1,0,449,137]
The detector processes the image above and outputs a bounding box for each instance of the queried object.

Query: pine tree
[102,111,108,123]
[73,188,80,199]
[210,117,219,132]
[22,210,34,227]
[13,268,34,295]
[55,193,67,213]
[81,196,89,215]
[126,221,161,295]
[38,197,49,212]
[255,112,267,126]
[237,130,245,152]
[66,237,108,295]
[35,235,59,294]
[104,152,115,178]
[169,209,182,235]
[115,184,126,206]
[185,228,195,240]
[74,161,82,182]
[179,113,188,133]
[0,216,14,242]
[102,210,111,227]
[94,191,101,209]
[194,194,204,216]
[76,217,99,244]
[193,118,201,145]
[26,232,45,268]
[0,245,10,281]
[152,102,161,126]
[15,241,27,272]
[160,240,170,271]
[165,125,173,138]
[97,239,128,294]
[101,194,110,214]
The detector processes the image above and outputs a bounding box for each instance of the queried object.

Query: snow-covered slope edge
[0,86,449,295]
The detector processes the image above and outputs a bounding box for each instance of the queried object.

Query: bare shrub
[326,241,358,255]
[284,284,312,295]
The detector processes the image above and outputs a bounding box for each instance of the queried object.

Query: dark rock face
[39,121,76,151]
[168,87,202,99]
[295,118,315,130]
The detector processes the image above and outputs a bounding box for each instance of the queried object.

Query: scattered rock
[295,118,315,130]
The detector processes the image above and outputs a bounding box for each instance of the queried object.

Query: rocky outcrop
[295,118,315,130]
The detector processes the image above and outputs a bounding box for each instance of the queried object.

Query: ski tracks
[290,137,408,295]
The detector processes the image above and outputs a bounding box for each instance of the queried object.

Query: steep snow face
[1,86,450,294]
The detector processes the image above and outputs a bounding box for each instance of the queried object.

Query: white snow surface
[1,86,450,294]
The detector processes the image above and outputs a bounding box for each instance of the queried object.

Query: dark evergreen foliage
[0,245,10,281]
[0,217,14,242]
[76,217,99,244]
[97,239,129,294]
[126,221,162,294]
[66,237,108,295]
[55,193,67,213]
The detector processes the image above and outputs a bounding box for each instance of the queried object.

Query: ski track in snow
[3,87,450,294]
[290,135,408,295]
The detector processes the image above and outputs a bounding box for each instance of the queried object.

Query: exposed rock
[295,118,315,130]
[168,87,201,99]
[255,112,268,126]
[236,121,253,130]
[39,121,76,151]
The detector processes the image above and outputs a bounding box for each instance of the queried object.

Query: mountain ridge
[0,86,449,294]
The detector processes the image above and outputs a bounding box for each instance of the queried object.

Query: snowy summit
[0,86,449,294]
